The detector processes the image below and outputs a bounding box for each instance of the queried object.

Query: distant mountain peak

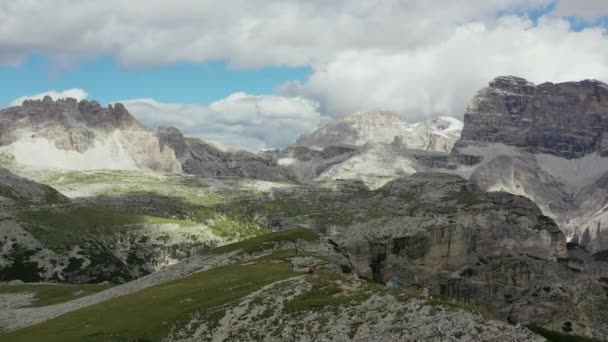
[295,110,462,153]
[0,97,180,172]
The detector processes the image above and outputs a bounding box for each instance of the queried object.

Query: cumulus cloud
[121,94,325,150]
[3,1,608,146]
[281,16,608,120]
[0,0,552,68]
[10,88,88,106]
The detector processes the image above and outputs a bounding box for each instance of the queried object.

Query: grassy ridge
[2,260,296,342]
[1,229,319,342]
[209,227,319,254]
[0,283,111,307]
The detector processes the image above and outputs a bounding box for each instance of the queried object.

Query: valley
[1,76,608,341]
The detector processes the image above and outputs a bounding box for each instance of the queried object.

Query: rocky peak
[296,111,462,153]
[456,76,608,158]
[0,97,181,172]
[78,100,144,131]
[8,97,144,132]
[487,75,536,95]
[157,126,187,157]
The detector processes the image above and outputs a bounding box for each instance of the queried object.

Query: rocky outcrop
[456,76,608,159]
[448,76,608,257]
[326,173,608,340]
[0,97,181,173]
[0,97,143,151]
[157,126,289,181]
[296,111,462,153]
[222,171,607,339]
[0,166,67,205]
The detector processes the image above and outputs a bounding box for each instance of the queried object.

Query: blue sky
[1,3,604,109]
[0,54,310,107]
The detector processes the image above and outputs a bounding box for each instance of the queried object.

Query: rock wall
[457,76,608,159]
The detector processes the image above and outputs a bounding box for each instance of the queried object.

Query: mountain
[456,75,608,158]
[452,76,608,254]
[276,112,466,188]
[295,111,463,153]
[2,174,607,341]
[0,96,181,172]
[0,97,294,181]
[0,229,545,342]
[157,126,289,181]
[2,78,608,341]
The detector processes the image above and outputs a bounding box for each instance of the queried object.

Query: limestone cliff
[0,96,181,173]
[456,76,608,159]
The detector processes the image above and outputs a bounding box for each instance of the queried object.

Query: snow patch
[277,157,296,166]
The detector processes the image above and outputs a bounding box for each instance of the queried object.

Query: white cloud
[0,0,552,68]
[281,16,608,121]
[10,88,88,106]
[3,1,608,145]
[121,94,325,150]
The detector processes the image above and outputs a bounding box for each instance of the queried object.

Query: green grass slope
[1,229,320,342]
[0,283,111,308]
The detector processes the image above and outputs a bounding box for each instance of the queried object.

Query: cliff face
[0,97,181,173]
[457,76,608,159]
[448,76,608,256]
[156,126,289,181]
[333,173,608,339]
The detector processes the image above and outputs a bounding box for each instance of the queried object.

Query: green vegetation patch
[18,206,197,249]
[0,283,111,307]
[209,217,269,240]
[2,260,297,342]
[209,228,319,255]
[36,170,225,206]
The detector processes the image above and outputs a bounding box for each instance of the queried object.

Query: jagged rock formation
[329,173,608,340]
[456,75,608,159]
[296,111,463,153]
[157,126,289,181]
[266,111,467,189]
[449,76,608,256]
[0,96,181,172]
[193,172,607,340]
[0,165,606,339]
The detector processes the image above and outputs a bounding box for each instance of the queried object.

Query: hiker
[308,266,315,274]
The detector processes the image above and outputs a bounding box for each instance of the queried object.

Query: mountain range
[1,76,608,341]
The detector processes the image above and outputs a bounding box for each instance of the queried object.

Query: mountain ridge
[295,110,463,153]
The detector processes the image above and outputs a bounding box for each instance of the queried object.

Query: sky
[1,0,608,150]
